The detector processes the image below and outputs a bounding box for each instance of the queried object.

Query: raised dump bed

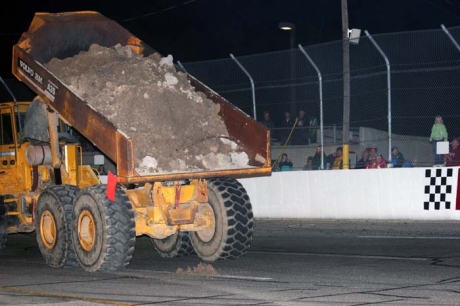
[12,11,271,184]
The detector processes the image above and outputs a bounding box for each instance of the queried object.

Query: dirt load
[45,44,251,174]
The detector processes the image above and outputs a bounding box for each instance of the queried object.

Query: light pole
[279,22,297,115]
[341,0,350,169]
[279,22,296,49]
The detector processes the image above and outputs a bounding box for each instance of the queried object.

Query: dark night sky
[2,0,460,79]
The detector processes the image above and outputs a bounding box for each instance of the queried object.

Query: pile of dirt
[45,44,250,174]
[175,263,218,277]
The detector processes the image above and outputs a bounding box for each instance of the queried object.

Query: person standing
[279,110,294,145]
[293,110,308,145]
[429,115,448,166]
[260,110,276,142]
[297,109,307,123]
[260,110,275,130]
[307,114,318,144]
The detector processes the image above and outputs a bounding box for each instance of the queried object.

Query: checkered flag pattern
[424,168,453,210]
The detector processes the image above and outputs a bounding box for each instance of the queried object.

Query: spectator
[368,147,378,166]
[331,147,343,170]
[307,114,318,144]
[390,146,405,168]
[272,160,280,172]
[260,110,277,142]
[445,137,460,167]
[325,151,335,169]
[293,110,308,145]
[279,110,294,145]
[355,149,370,169]
[429,115,448,166]
[278,153,293,171]
[260,110,275,130]
[376,154,387,168]
[367,153,387,169]
[303,156,314,170]
[312,145,326,170]
[403,160,414,167]
[325,148,338,169]
[298,109,307,122]
[98,165,107,175]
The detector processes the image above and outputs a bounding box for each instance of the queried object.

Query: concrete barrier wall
[238,167,460,221]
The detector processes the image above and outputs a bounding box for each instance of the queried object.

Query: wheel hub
[196,203,215,242]
[78,210,96,251]
[40,210,57,249]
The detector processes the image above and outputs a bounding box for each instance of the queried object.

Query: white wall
[239,167,460,221]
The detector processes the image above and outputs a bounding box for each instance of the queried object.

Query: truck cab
[0,99,101,237]
[0,102,28,195]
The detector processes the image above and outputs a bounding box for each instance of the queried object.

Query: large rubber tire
[72,185,136,272]
[190,178,254,262]
[35,185,80,268]
[0,198,7,253]
[151,231,195,258]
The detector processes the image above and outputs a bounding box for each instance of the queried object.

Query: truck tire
[190,178,254,262]
[0,197,7,253]
[72,185,135,272]
[151,231,195,258]
[35,185,80,268]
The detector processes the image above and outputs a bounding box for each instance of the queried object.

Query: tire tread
[73,185,136,272]
[192,177,253,261]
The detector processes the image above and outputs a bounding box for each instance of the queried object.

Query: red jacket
[366,156,387,169]
[446,147,460,167]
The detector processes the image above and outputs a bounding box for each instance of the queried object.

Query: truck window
[0,112,14,145]
[15,112,26,131]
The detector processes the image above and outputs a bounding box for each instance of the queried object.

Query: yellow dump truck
[0,11,271,272]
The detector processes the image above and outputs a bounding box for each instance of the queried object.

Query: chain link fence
[181,25,460,168]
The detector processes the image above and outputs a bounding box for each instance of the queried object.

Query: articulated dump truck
[0,11,271,272]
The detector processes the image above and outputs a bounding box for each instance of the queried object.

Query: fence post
[365,30,392,162]
[230,54,257,120]
[298,45,325,169]
[441,24,460,52]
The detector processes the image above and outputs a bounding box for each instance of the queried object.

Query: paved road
[1,219,459,305]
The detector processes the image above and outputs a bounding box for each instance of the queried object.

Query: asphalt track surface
[1,219,460,306]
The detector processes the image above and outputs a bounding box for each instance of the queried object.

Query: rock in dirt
[44,44,251,174]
